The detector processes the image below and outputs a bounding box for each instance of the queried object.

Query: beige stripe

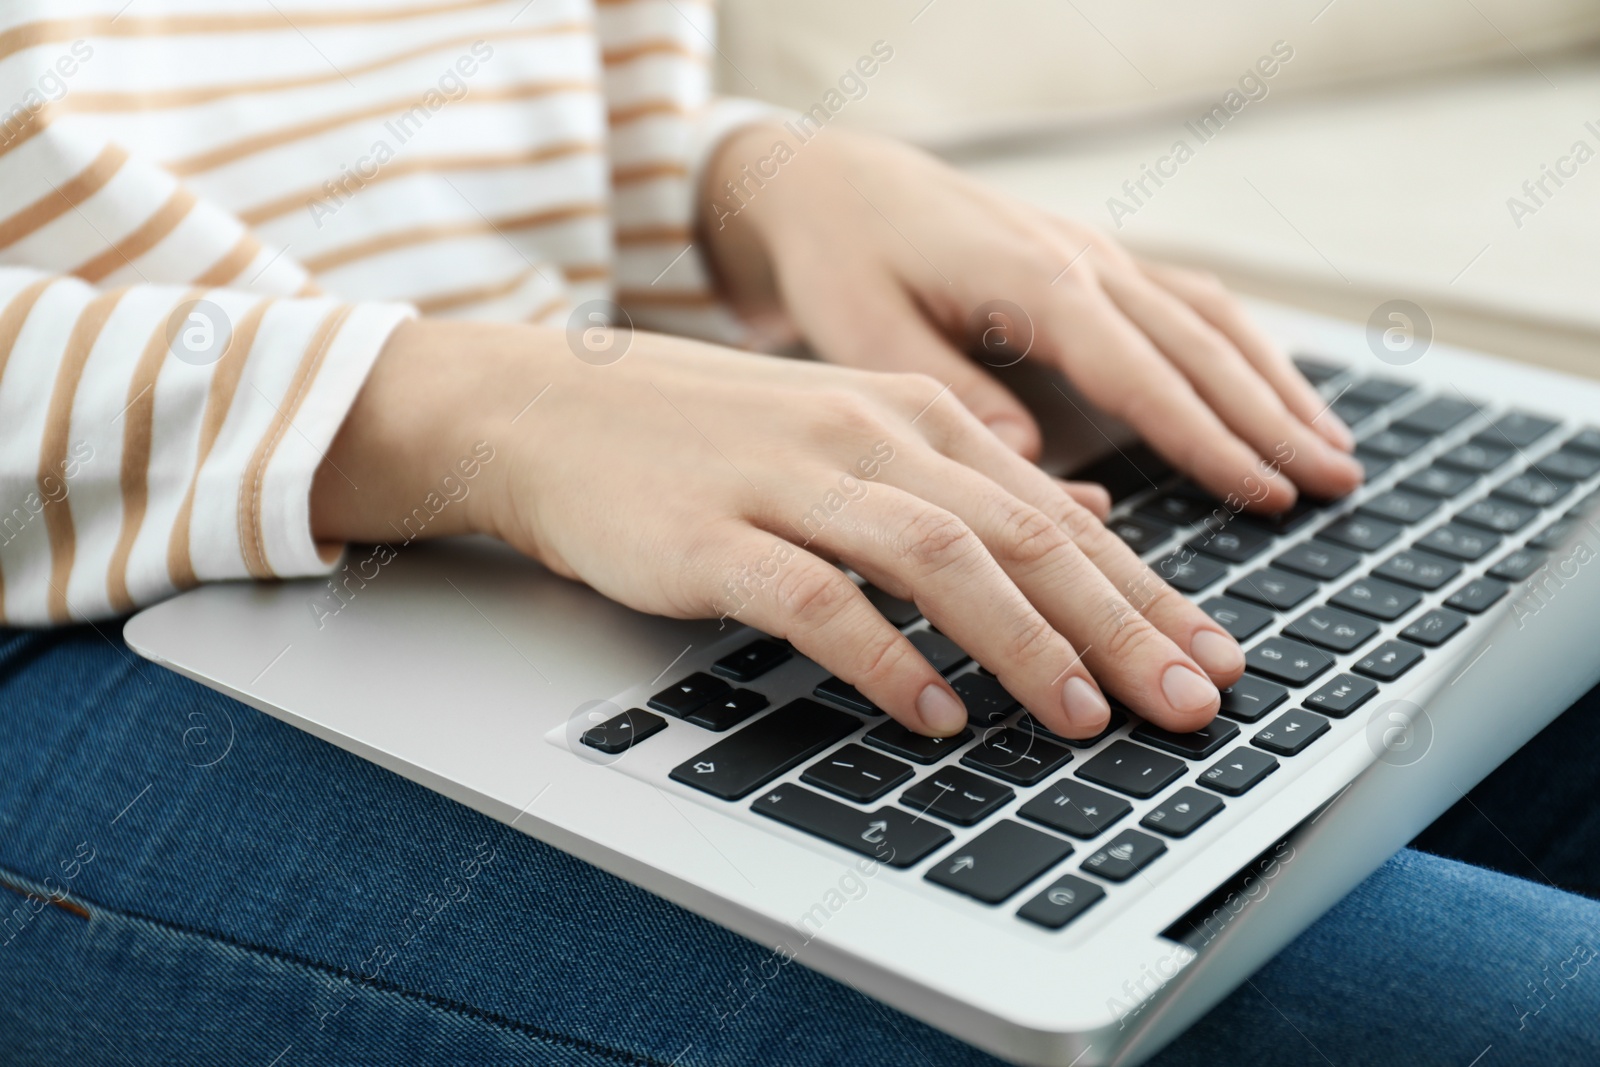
[237,304,353,579]
[525,293,570,323]
[612,160,688,186]
[609,99,694,126]
[74,188,198,283]
[296,280,324,297]
[106,288,204,611]
[166,81,596,177]
[192,234,262,287]
[0,277,58,621]
[303,201,604,273]
[0,143,129,251]
[40,288,127,622]
[615,223,691,246]
[167,298,272,590]
[241,142,600,226]
[563,263,611,283]
[602,39,707,65]
[413,266,541,315]
[0,100,55,159]
[618,287,715,308]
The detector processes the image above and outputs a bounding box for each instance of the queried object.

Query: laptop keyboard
[579,358,1600,934]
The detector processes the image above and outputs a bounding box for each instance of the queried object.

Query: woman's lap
[2,626,1597,1066]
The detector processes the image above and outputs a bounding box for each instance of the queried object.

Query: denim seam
[0,862,673,1067]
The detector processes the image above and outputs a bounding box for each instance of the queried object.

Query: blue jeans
[2,626,1598,1066]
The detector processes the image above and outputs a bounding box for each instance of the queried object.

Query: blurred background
[713,0,1600,377]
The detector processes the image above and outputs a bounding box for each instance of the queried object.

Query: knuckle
[1003,610,1062,667]
[1099,599,1165,662]
[996,504,1073,568]
[817,390,887,438]
[896,507,978,573]
[853,631,921,688]
[771,563,854,635]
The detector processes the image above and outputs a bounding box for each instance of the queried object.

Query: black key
[649,671,731,718]
[1534,448,1600,482]
[962,727,1073,786]
[1438,440,1514,474]
[861,585,921,626]
[1493,472,1574,509]
[925,820,1074,904]
[1244,636,1335,686]
[1400,608,1469,648]
[1283,605,1380,652]
[1345,376,1416,408]
[1140,787,1226,838]
[1293,355,1348,387]
[670,699,861,801]
[863,720,973,764]
[1069,442,1175,504]
[1331,396,1378,427]
[1130,717,1240,760]
[581,708,666,754]
[1303,673,1378,717]
[909,630,971,675]
[1080,829,1167,882]
[1399,465,1478,499]
[1569,487,1600,518]
[1359,426,1430,459]
[1018,779,1132,839]
[1274,541,1360,581]
[1252,708,1330,756]
[1372,548,1463,591]
[1200,596,1274,641]
[1530,519,1578,551]
[1416,523,1501,562]
[1317,515,1402,553]
[1445,576,1509,614]
[1359,489,1441,526]
[752,786,951,868]
[1155,552,1228,593]
[1187,523,1273,564]
[1076,740,1186,799]
[1137,492,1217,528]
[1330,576,1422,621]
[712,638,792,683]
[1395,396,1478,435]
[1018,708,1126,750]
[1353,640,1426,681]
[1489,547,1548,582]
[1218,675,1288,723]
[1456,498,1538,534]
[1237,497,1328,537]
[1199,747,1279,796]
[1017,874,1106,930]
[1227,568,1319,611]
[1355,448,1396,481]
[1482,411,1560,448]
[952,673,1020,727]
[688,688,770,731]
[1108,515,1172,554]
[1566,428,1600,456]
[802,744,914,803]
[813,676,882,716]
[901,766,1014,826]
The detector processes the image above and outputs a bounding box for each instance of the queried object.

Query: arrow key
[1252,708,1331,756]
[925,820,1074,903]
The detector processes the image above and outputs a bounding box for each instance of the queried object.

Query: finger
[704,525,968,736]
[1058,479,1111,519]
[790,483,1115,738]
[1140,260,1355,452]
[1098,269,1364,502]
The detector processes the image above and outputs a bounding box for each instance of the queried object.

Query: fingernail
[916,683,967,734]
[1061,675,1111,730]
[1189,629,1243,677]
[1162,663,1219,714]
[985,418,1033,455]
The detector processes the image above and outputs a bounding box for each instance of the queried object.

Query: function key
[1187,523,1273,564]
[901,766,1014,826]
[1283,605,1379,652]
[1564,428,1600,456]
[1155,552,1228,593]
[1130,717,1240,760]
[1488,547,1547,582]
[1200,596,1274,641]
[1358,489,1441,526]
[1252,708,1331,756]
[961,727,1073,787]
[1218,675,1289,723]
[1395,396,1479,435]
[813,676,882,716]
[1456,498,1538,534]
[712,638,793,683]
[1081,829,1167,882]
[1018,708,1126,749]
[1355,449,1396,481]
[1107,515,1172,554]
[909,630,971,675]
[670,699,861,801]
[1017,874,1106,930]
[1274,541,1360,581]
[1416,522,1501,562]
[1437,440,1514,474]
[801,743,914,803]
[1372,548,1463,591]
[1445,576,1509,615]
[1244,636,1335,686]
[1293,355,1349,388]
[1303,673,1379,717]
[1140,787,1226,838]
[581,708,667,754]
[1534,448,1600,482]
[863,720,972,764]
[1137,492,1218,528]
[1358,426,1430,459]
[1492,472,1574,509]
[649,671,731,718]
[1399,465,1478,499]
[1480,411,1560,448]
[1345,376,1417,408]
[1352,640,1426,682]
[952,672,1021,727]
[1400,608,1469,647]
[861,585,921,627]
[1330,576,1422,621]
[1018,779,1133,839]
[1199,747,1280,795]
[1227,567,1319,611]
[1077,740,1186,799]
[688,688,770,731]
[752,785,950,868]
[926,820,1075,904]
[1317,515,1402,553]
[1331,396,1377,427]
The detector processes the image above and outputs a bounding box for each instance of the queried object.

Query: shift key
[752,784,952,868]
[670,699,861,800]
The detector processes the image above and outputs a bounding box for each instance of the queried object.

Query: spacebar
[669,698,860,800]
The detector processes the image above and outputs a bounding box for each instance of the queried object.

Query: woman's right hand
[312,318,1246,739]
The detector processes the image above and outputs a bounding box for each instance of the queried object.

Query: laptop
[124,301,1600,1066]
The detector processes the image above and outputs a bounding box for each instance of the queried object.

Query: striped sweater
[0,0,771,625]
